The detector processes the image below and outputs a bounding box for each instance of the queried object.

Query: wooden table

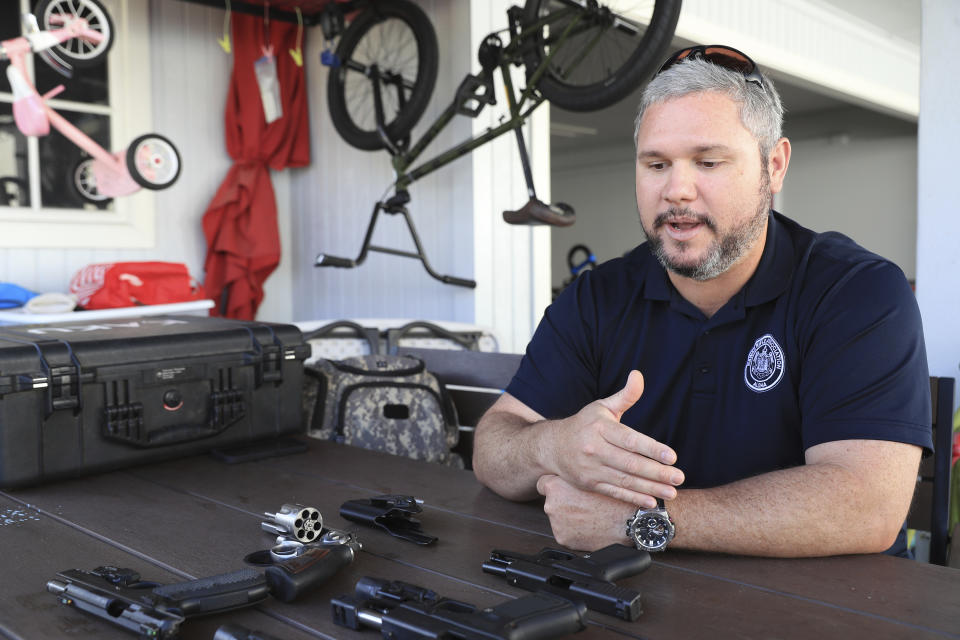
[2,439,958,639]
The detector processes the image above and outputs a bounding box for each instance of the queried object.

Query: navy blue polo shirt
[509,212,931,550]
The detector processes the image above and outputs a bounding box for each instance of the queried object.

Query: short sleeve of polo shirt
[507,269,603,419]
[795,255,931,452]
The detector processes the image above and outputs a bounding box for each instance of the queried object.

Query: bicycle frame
[387,4,598,192]
[316,1,645,287]
[1,14,141,197]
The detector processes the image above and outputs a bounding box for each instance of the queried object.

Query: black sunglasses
[657,45,765,89]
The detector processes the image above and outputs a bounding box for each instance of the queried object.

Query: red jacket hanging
[202,12,310,320]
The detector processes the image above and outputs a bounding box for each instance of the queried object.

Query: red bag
[70,262,208,310]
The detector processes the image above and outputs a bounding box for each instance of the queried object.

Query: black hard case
[0,315,309,488]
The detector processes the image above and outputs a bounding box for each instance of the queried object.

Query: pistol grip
[588,544,652,581]
[265,544,355,603]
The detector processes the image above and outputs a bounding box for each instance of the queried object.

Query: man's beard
[642,174,771,281]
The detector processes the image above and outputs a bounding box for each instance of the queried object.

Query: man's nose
[663,165,697,205]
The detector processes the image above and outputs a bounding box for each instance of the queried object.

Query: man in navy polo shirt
[472,45,931,557]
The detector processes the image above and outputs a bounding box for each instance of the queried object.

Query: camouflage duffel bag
[303,354,462,467]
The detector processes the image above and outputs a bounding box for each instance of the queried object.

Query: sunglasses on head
[657,45,765,89]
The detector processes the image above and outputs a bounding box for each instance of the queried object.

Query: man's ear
[768,137,791,194]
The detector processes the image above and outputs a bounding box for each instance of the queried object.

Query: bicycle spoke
[537,0,656,88]
[341,16,421,132]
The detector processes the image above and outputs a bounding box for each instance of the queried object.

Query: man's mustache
[653,208,717,232]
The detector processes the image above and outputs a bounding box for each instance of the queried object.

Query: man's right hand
[544,370,684,507]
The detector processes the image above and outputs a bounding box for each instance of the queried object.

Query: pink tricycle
[1,0,181,204]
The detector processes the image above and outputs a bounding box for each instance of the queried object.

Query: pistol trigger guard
[339,494,438,545]
[242,549,277,567]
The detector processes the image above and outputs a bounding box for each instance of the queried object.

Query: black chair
[907,377,956,566]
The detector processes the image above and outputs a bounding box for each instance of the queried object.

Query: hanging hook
[263,1,270,43]
[217,0,231,53]
[289,7,304,67]
[261,1,274,59]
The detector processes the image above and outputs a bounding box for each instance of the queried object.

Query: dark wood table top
[2,439,958,639]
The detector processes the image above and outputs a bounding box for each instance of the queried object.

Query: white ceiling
[815,0,920,46]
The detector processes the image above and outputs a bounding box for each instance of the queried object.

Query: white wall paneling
[916,0,960,389]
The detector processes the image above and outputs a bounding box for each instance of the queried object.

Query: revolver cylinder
[261,504,323,543]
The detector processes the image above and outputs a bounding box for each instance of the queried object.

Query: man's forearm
[473,410,553,501]
[540,440,919,557]
[670,462,907,556]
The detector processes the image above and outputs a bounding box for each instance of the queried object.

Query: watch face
[631,512,674,551]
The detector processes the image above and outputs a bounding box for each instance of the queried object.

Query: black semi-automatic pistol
[46,565,269,639]
[331,576,587,640]
[482,544,650,621]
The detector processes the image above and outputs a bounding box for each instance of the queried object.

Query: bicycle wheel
[522,0,681,112]
[125,134,181,191]
[327,0,439,151]
[34,0,114,68]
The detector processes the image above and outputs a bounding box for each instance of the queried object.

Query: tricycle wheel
[125,133,182,190]
[34,0,114,68]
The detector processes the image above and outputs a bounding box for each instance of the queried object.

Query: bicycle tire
[34,0,114,68]
[522,0,681,112]
[327,0,439,151]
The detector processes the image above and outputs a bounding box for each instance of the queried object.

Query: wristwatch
[625,498,675,552]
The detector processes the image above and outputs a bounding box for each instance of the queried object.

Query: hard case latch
[49,365,81,411]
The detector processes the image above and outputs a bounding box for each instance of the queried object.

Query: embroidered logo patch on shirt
[744,334,784,393]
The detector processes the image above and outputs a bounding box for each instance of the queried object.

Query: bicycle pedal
[455,74,496,117]
[502,199,576,227]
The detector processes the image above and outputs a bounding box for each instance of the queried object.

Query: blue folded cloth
[0,282,39,309]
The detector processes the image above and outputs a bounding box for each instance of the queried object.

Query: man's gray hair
[634,58,785,163]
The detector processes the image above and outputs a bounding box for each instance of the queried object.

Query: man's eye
[699,160,720,168]
[648,162,666,170]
